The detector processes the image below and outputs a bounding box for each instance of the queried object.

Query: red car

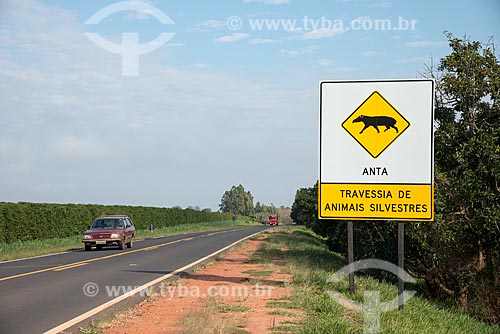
[82,215,135,251]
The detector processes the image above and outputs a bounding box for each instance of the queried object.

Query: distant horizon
[0,199,292,212]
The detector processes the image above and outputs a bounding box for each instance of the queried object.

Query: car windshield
[91,219,123,229]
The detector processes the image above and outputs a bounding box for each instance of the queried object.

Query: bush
[0,202,232,243]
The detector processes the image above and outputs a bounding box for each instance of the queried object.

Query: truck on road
[269,214,278,226]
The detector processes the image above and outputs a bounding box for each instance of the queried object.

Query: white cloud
[0,60,46,84]
[49,94,78,107]
[249,38,276,44]
[352,16,371,23]
[336,66,356,72]
[122,0,157,20]
[215,33,250,43]
[192,63,208,69]
[165,42,185,47]
[193,19,226,32]
[49,136,108,160]
[405,41,446,47]
[243,0,290,4]
[362,51,386,57]
[314,59,334,66]
[299,28,345,40]
[280,45,319,57]
[0,28,15,46]
[372,1,392,8]
[395,57,428,64]
[123,9,154,20]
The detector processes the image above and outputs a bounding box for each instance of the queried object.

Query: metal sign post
[348,221,355,294]
[398,222,405,310]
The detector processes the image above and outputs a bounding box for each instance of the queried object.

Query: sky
[0,0,499,210]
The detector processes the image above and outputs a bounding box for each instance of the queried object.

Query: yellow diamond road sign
[342,91,410,158]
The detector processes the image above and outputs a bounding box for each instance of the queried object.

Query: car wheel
[126,240,133,248]
[118,240,126,250]
[84,244,91,251]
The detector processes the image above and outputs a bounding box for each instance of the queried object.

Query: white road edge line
[0,251,73,264]
[42,229,265,334]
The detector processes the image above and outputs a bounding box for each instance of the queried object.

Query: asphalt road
[0,225,268,334]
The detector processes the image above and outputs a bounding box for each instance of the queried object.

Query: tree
[406,32,500,319]
[290,183,318,228]
[219,184,254,216]
[255,201,262,213]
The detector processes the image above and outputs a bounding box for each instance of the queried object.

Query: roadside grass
[178,297,249,334]
[242,269,275,277]
[0,220,258,262]
[79,325,103,334]
[253,226,500,334]
[0,235,83,262]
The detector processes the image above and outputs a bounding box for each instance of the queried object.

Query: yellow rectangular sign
[319,183,434,221]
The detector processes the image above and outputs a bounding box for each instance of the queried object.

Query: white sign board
[319,79,434,221]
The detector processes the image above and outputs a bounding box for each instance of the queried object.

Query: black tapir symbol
[352,115,398,134]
